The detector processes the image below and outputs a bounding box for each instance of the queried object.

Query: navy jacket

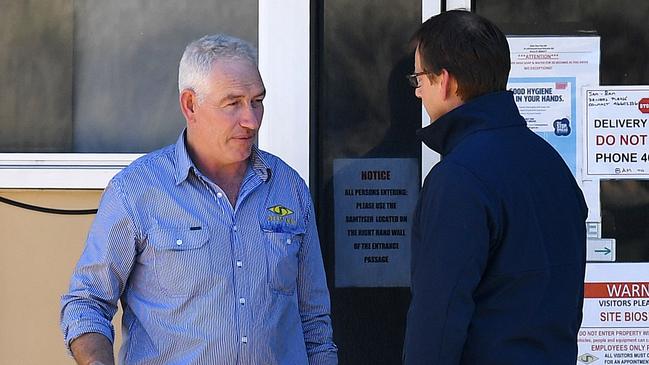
[404,91,587,365]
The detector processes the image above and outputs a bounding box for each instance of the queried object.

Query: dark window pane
[600,180,649,262]
[0,1,257,153]
[0,1,74,152]
[476,0,649,85]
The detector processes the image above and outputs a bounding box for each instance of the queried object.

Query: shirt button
[236,260,243,268]
[216,192,223,198]
[233,225,238,232]
[241,336,248,344]
[176,239,183,246]
[286,238,292,245]
[239,297,246,305]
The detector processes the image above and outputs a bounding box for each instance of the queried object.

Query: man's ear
[438,69,464,109]
[180,89,198,123]
[437,69,458,101]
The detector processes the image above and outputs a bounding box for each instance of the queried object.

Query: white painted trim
[258,0,311,185]
[446,0,472,10]
[0,154,141,189]
[422,0,442,17]
[421,0,443,184]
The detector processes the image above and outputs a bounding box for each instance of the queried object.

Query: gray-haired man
[60,34,337,365]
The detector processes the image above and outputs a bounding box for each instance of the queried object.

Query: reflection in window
[601,179,649,262]
[476,1,649,85]
[0,1,257,153]
[316,0,421,364]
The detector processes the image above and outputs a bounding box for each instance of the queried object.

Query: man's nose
[239,104,262,129]
[414,87,422,99]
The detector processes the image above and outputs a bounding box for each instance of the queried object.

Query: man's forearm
[70,332,114,365]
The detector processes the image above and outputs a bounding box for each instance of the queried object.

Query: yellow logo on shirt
[267,205,297,225]
[268,205,294,217]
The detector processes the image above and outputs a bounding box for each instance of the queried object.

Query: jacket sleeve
[296,189,338,365]
[404,162,496,365]
[60,178,138,351]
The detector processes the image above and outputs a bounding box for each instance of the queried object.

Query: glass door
[314,1,424,363]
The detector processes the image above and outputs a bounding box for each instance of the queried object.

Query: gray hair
[178,34,257,100]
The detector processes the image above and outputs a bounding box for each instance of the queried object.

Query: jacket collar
[174,129,270,185]
[417,91,524,156]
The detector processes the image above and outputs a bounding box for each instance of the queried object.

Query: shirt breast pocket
[147,227,211,297]
[263,229,304,296]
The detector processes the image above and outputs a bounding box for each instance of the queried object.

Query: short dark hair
[412,10,510,101]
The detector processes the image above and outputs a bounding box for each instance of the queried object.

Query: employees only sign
[578,263,649,364]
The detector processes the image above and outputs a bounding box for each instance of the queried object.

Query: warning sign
[578,263,649,364]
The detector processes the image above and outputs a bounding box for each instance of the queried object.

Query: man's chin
[239,146,253,161]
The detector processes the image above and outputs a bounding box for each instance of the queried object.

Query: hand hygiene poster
[507,36,600,175]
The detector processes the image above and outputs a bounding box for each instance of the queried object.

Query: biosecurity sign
[578,263,649,363]
[586,87,649,176]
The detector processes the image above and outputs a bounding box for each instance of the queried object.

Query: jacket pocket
[148,227,210,297]
[264,229,304,295]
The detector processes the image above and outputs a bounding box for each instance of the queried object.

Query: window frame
[0,0,308,189]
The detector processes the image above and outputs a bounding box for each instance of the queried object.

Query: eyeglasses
[406,71,432,88]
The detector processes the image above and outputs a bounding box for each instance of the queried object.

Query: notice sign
[508,36,600,175]
[333,158,418,287]
[585,86,649,177]
[578,263,649,364]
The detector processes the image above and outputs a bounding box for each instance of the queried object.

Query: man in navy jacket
[403,10,588,364]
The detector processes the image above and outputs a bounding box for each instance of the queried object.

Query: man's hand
[70,332,114,365]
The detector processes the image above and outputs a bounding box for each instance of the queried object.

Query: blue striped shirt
[60,131,337,364]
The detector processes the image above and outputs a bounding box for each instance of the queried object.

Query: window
[0,1,258,153]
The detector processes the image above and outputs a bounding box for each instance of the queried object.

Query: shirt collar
[174,129,271,185]
[416,91,524,156]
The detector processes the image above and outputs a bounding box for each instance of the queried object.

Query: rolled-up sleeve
[296,193,338,365]
[60,178,138,350]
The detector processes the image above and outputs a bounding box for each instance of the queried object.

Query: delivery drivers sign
[586,87,649,176]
